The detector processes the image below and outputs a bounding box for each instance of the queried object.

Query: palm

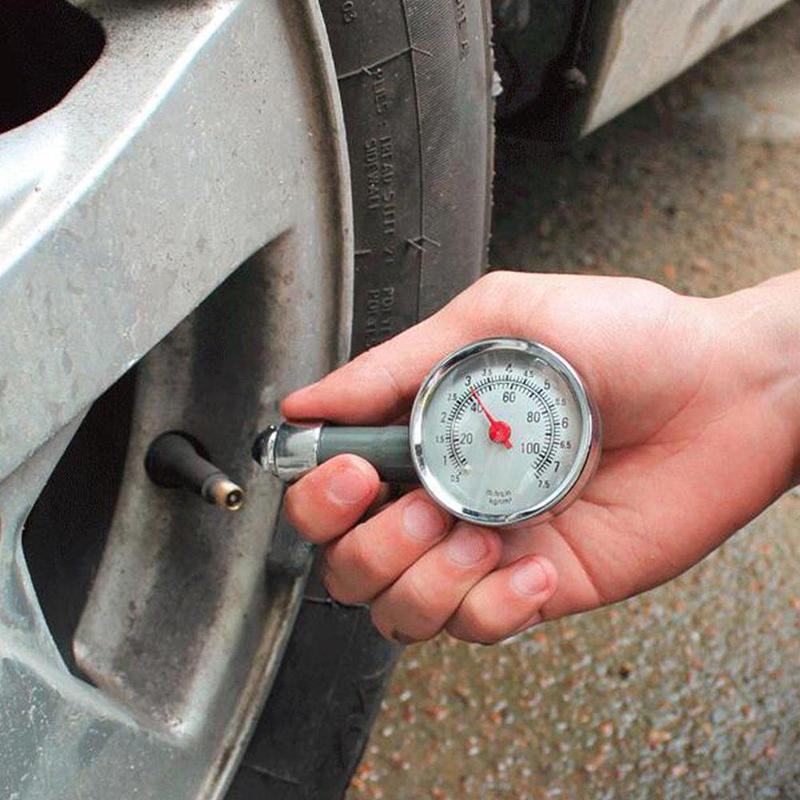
[494,289,790,619]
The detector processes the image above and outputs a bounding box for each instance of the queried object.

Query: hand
[282,271,800,644]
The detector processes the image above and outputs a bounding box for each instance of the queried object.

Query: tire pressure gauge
[254,338,601,527]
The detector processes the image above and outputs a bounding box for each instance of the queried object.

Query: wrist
[715,272,800,486]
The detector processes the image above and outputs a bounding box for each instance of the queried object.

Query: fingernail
[403,499,446,543]
[446,527,490,566]
[510,559,548,596]
[327,466,372,505]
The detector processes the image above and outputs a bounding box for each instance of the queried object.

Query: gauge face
[409,339,599,527]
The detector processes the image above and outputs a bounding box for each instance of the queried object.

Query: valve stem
[145,432,245,511]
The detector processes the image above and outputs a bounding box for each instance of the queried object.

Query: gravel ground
[348,4,800,798]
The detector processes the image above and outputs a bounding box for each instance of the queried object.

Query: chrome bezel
[409,338,601,527]
[260,422,323,482]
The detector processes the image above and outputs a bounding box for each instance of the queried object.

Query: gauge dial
[409,338,600,527]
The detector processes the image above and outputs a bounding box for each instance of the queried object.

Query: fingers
[445,556,558,644]
[283,455,381,542]
[286,455,561,644]
[369,524,502,643]
[322,489,454,604]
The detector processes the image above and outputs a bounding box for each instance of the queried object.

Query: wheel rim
[0,1,352,797]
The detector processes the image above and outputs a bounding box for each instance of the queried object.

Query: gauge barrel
[254,423,416,483]
[319,426,415,483]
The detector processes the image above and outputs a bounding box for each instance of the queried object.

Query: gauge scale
[408,338,600,526]
[256,338,601,528]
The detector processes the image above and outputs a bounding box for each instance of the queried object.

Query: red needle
[470,387,513,449]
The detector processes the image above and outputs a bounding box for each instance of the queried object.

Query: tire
[226,2,494,798]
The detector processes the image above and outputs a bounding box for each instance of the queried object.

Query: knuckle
[402,569,437,616]
[282,486,314,537]
[473,270,523,304]
[325,579,356,605]
[319,552,346,600]
[369,604,394,641]
[631,274,676,300]
[474,270,511,293]
[371,580,441,642]
[457,272,527,335]
[400,576,444,636]
[449,603,503,645]
[484,527,502,553]
[321,567,344,602]
[473,528,503,567]
[346,530,392,585]
[322,542,365,604]
[364,348,406,412]
[323,570,367,606]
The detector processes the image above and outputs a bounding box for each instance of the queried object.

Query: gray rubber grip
[317,426,416,483]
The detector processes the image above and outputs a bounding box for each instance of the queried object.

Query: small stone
[424,705,448,722]
[584,752,606,772]
[647,728,671,748]
[691,256,713,274]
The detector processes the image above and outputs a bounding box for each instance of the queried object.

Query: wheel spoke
[0,0,352,797]
[0,419,82,653]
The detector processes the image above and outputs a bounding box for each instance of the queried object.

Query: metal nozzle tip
[252,425,278,472]
[206,478,245,511]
